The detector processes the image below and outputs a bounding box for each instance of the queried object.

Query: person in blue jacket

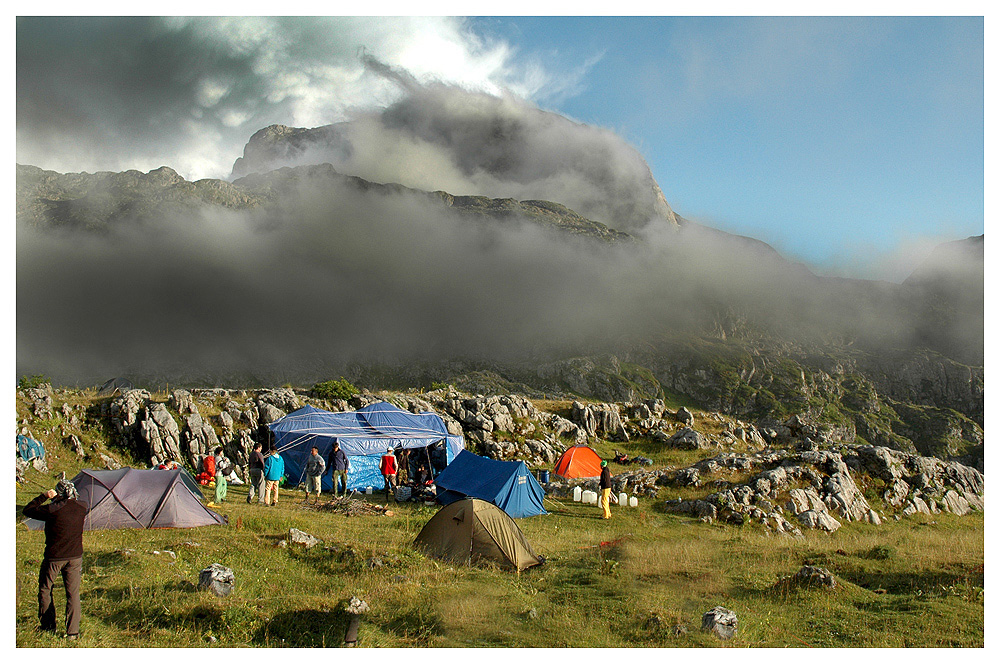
[262,446,285,506]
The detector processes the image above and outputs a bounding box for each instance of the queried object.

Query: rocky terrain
[16,382,984,539]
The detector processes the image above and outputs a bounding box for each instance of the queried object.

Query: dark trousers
[248,468,265,502]
[38,557,82,635]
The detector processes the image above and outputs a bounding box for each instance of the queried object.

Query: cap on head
[56,479,78,500]
[601,460,608,468]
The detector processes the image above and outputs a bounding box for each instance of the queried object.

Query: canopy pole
[425,446,436,481]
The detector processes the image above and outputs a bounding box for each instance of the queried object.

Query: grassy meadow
[15,468,984,648]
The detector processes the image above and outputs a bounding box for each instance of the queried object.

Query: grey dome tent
[414,498,543,572]
[98,377,134,396]
[24,468,227,531]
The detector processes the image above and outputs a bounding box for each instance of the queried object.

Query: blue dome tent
[433,450,547,518]
[267,402,465,492]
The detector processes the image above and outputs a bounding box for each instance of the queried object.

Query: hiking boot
[64,634,78,641]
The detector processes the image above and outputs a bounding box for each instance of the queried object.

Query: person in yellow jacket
[599,460,613,520]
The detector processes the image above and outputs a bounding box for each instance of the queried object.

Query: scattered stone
[151,550,177,560]
[675,407,694,425]
[99,452,121,470]
[789,565,837,589]
[344,596,370,647]
[701,606,738,640]
[667,427,709,450]
[288,528,321,548]
[65,434,87,458]
[198,563,235,597]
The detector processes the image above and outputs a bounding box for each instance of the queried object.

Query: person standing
[23,479,88,640]
[247,442,266,504]
[380,447,398,502]
[599,460,613,520]
[212,447,229,504]
[263,446,284,506]
[303,446,326,504]
[328,442,350,498]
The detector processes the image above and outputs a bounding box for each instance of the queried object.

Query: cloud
[16,17,553,180]
[17,158,980,386]
[229,65,675,232]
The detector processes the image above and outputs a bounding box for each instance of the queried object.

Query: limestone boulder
[701,607,738,640]
[797,510,842,532]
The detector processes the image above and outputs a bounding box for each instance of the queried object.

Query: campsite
[14,384,984,648]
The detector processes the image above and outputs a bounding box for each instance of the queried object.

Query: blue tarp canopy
[268,402,465,492]
[433,450,547,518]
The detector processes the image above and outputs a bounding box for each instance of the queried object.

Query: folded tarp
[17,434,45,462]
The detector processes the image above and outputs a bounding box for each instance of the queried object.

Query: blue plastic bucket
[538,470,550,484]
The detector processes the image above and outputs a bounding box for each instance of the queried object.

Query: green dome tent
[414,498,543,572]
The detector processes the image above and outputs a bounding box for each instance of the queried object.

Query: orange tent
[553,445,603,479]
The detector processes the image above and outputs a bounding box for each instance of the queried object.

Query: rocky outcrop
[432,392,586,459]
[256,403,286,426]
[484,437,563,467]
[570,401,627,441]
[109,389,152,434]
[856,444,984,512]
[183,411,220,468]
[797,509,842,532]
[256,387,301,413]
[23,387,54,419]
[660,442,982,533]
[142,402,183,466]
[666,427,710,450]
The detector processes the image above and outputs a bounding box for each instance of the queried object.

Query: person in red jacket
[23,479,89,640]
[380,448,398,502]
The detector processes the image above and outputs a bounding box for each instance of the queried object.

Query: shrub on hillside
[312,378,358,400]
[18,374,50,390]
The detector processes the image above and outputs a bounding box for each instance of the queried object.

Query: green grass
[14,389,983,648]
[15,474,983,647]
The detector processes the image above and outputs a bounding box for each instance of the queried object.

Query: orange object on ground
[552,445,603,479]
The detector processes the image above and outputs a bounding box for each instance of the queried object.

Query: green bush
[18,374,50,390]
[312,378,358,400]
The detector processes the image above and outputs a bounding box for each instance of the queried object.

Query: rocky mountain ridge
[16,163,633,243]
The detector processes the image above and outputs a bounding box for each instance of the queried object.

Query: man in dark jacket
[23,478,88,639]
[247,442,266,504]
[328,442,350,498]
[599,460,613,520]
